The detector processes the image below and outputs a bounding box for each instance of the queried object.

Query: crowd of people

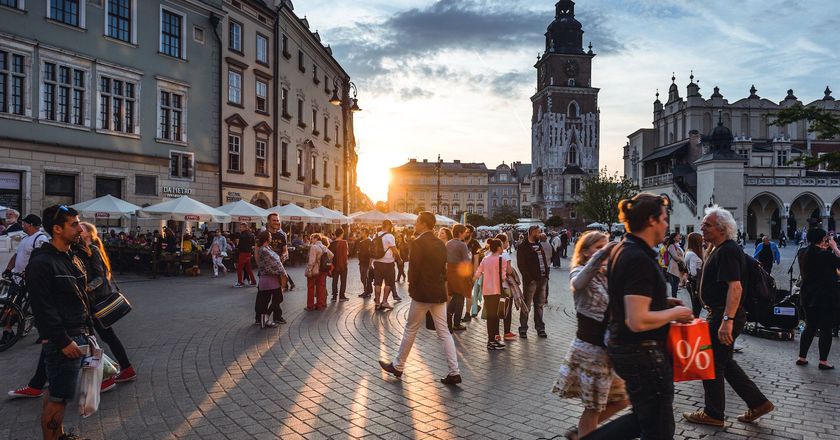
[4,195,840,440]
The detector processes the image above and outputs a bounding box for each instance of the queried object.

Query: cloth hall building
[623,76,840,239]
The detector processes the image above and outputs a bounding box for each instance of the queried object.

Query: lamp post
[436,154,442,215]
[329,79,361,214]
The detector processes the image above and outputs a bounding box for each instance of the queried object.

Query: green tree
[466,214,489,227]
[770,103,840,170]
[575,168,638,232]
[375,201,388,212]
[490,205,520,225]
[544,215,563,228]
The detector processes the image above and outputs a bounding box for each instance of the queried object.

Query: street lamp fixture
[329,80,361,112]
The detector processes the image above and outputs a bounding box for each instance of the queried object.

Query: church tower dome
[545,0,584,54]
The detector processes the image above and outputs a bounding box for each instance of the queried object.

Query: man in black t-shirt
[683,207,774,427]
[587,193,692,440]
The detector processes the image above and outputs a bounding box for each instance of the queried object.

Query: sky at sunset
[291,0,839,202]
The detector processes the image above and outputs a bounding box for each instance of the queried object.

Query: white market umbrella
[435,214,456,226]
[141,196,231,223]
[268,203,324,223]
[386,211,416,226]
[70,194,141,219]
[349,210,390,224]
[310,206,351,225]
[216,200,271,224]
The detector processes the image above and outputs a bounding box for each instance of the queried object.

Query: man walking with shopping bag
[378,211,462,385]
[27,205,92,440]
[683,206,774,427]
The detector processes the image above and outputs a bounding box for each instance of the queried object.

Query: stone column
[822,215,830,231]
[780,216,789,238]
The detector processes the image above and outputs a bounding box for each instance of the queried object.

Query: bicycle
[0,274,34,352]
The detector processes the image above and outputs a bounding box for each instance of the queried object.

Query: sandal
[564,427,579,440]
[796,359,808,366]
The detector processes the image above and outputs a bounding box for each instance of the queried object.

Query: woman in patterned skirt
[552,231,629,439]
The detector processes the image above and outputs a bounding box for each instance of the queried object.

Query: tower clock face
[564,60,579,78]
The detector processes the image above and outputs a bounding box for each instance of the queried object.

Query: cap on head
[22,214,42,227]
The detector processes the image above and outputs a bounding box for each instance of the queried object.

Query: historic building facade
[487,163,519,218]
[220,0,275,208]
[388,159,489,218]
[512,161,533,218]
[530,0,600,221]
[275,0,358,213]
[624,77,840,238]
[0,0,223,220]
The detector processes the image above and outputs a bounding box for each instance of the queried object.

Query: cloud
[324,0,623,95]
[399,87,434,100]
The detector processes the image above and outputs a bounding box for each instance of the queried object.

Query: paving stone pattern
[0,245,838,439]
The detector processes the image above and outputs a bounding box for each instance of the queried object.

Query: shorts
[43,334,88,402]
[373,261,395,287]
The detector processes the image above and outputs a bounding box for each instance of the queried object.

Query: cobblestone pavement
[0,245,838,439]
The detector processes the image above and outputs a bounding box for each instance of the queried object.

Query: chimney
[409,158,417,163]
[422,159,428,163]
[454,159,460,164]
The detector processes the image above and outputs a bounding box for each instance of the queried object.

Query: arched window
[703,112,712,134]
[567,101,579,118]
[568,145,578,166]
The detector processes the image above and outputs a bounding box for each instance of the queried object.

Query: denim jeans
[519,278,547,334]
[447,294,465,328]
[43,335,88,402]
[331,267,348,298]
[584,342,675,440]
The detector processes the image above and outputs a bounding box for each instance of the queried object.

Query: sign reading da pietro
[162,186,194,198]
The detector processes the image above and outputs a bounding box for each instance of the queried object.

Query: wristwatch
[722,315,731,322]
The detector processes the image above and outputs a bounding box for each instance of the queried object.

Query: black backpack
[372,233,387,260]
[357,238,371,260]
[741,253,775,323]
[319,249,332,273]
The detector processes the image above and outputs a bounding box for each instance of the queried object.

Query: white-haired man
[683,206,774,427]
[1,209,22,235]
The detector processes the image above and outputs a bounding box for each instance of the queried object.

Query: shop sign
[289,216,302,221]
[94,212,112,219]
[236,216,254,222]
[0,172,20,190]
[185,215,200,221]
[162,186,193,197]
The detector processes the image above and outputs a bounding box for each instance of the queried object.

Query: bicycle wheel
[0,299,24,352]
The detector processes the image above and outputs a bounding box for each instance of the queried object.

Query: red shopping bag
[667,318,716,382]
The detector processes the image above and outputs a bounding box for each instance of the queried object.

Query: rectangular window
[313,64,319,84]
[281,34,290,58]
[50,0,80,27]
[106,0,132,42]
[227,133,241,172]
[334,164,339,188]
[0,51,26,115]
[281,88,289,118]
[776,149,789,167]
[571,178,581,196]
[160,9,183,58]
[281,142,289,175]
[298,50,304,72]
[323,160,328,186]
[135,175,157,196]
[255,139,267,175]
[43,61,86,125]
[311,109,318,133]
[335,126,340,145]
[324,117,329,140]
[169,151,193,179]
[255,79,267,112]
[95,176,123,198]
[99,75,137,133]
[0,1,21,9]
[310,155,317,183]
[297,98,304,127]
[228,70,241,104]
[256,34,268,64]
[296,149,303,180]
[229,20,242,52]
[44,173,76,206]
[159,89,184,141]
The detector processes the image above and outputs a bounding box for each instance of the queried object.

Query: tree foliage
[374,201,388,212]
[544,215,564,227]
[575,168,638,231]
[770,103,840,170]
[466,214,489,227]
[490,205,520,225]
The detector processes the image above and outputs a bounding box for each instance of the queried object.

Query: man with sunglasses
[27,205,90,440]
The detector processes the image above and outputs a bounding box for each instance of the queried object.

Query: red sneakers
[7,386,43,398]
[503,332,518,341]
[114,366,137,383]
[101,377,117,393]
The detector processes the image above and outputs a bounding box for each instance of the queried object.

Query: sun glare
[357,163,391,203]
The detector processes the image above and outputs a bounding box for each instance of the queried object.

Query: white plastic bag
[78,336,103,418]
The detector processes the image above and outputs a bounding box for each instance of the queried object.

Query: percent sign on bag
[668,319,716,382]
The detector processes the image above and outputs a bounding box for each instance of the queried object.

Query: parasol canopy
[70,194,142,219]
[310,206,352,224]
[215,200,272,223]
[268,204,324,223]
[140,196,231,223]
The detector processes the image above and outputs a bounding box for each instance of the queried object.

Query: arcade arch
[747,193,783,239]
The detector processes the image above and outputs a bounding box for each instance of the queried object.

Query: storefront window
[44,173,76,207]
[0,171,23,212]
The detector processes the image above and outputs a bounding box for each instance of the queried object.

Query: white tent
[216,200,271,224]
[435,214,456,226]
[310,206,352,225]
[70,194,141,219]
[349,210,390,224]
[141,196,231,223]
[386,211,416,226]
[268,203,324,223]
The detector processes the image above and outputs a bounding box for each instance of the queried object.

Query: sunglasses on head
[51,204,69,223]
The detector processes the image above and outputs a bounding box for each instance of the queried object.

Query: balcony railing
[671,180,696,216]
[745,176,840,187]
[642,173,673,188]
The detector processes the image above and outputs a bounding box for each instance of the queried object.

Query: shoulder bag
[92,279,132,328]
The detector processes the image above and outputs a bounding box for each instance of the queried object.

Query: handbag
[92,280,132,329]
[258,273,281,291]
[667,318,716,382]
[498,256,512,299]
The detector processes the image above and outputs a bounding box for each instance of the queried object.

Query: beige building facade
[221,0,276,209]
[388,159,489,218]
[275,0,357,212]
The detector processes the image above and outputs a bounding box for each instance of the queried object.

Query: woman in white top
[683,232,704,317]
